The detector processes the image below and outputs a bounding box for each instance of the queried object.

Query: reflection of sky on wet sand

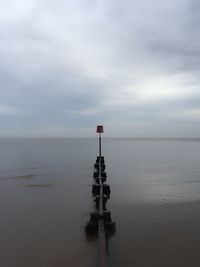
[104,139,200,205]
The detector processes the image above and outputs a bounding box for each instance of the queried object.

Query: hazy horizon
[1,136,200,139]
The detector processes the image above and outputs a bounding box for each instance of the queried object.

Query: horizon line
[0,136,200,139]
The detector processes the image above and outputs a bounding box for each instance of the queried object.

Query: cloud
[0,0,200,136]
[0,104,21,115]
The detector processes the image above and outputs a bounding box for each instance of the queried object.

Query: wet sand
[0,138,200,266]
[109,200,200,267]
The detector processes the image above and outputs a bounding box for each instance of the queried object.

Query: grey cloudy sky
[0,0,200,137]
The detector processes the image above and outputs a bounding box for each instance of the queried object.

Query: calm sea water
[0,138,200,267]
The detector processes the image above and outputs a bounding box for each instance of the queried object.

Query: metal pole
[99,133,101,159]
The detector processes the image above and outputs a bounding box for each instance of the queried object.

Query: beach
[0,138,200,266]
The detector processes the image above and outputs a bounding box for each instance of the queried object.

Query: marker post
[85,125,115,236]
[96,125,103,159]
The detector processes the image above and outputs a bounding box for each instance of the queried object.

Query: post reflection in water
[104,224,116,256]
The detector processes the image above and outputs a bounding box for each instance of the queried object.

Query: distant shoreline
[0,137,200,142]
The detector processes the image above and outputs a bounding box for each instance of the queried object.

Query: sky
[0,0,200,137]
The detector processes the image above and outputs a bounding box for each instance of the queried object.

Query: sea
[0,138,200,267]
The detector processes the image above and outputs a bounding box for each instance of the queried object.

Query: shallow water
[0,138,200,266]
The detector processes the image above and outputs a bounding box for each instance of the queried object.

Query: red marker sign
[96,125,104,133]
